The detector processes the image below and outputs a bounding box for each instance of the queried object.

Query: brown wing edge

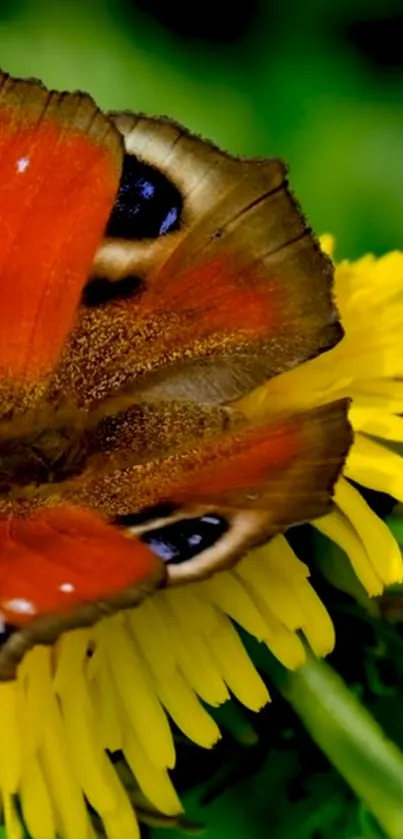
[0,68,123,169]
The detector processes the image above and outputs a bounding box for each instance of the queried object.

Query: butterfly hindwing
[0,505,165,679]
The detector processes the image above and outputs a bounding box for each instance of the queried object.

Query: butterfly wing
[66,398,350,582]
[0,71,122,414]
[0,73,166,677]
[0,505,165,679]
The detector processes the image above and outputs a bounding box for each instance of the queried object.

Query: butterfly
[0,70,351,679]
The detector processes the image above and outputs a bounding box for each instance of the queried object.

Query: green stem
[247,638,403,839]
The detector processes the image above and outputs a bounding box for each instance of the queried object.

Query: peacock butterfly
[0,70,351,679]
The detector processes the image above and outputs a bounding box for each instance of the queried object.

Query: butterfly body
[0,70,351,678]
[0,415,90,494]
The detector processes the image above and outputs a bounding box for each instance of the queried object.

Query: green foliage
[0,0,402,259]
[0,3,402,837]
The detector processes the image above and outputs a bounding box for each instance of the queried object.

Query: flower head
[1,240,403,839]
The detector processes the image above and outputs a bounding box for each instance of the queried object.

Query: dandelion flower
[1,240,403,839]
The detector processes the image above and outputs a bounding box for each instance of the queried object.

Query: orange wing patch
[0,506,164,626]
[170,421,300,501]
[144,254,279,337]
[0,72,122,384]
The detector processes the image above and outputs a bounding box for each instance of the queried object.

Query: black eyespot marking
[116,502,179,528]
[140,515,229,565]
[83,275,143,307]
[107,154,182,240]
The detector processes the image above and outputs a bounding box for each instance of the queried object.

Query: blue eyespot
[107,154,182,240]
[140,515,229,565]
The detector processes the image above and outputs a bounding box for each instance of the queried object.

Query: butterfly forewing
[52,114,340,409]
[0,71,122,414]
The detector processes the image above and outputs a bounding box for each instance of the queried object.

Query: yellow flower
[2,240,403,839]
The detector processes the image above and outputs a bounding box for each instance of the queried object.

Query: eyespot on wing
[55,114,342,409]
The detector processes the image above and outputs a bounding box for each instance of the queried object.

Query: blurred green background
[3,2,403,837]
[1,0,403,260]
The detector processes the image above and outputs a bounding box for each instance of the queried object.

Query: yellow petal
[39,667,90,839]
[4,794,24,839]
[199,571,274,641]
[123,723,182,815]
[88,650,122,753]
[101,615,175,770]
[294,584,335,657]
[319,233,335,257]
[314,508,384,596]
[210,613,270,710]
[20,759,55,839]
[99,759,141,839]
[130,595,229,707]
[0,681,21,792]
[334,477,403,586]
[345,433,403,502]
[239,546,306,632]
[349,407,403,441]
